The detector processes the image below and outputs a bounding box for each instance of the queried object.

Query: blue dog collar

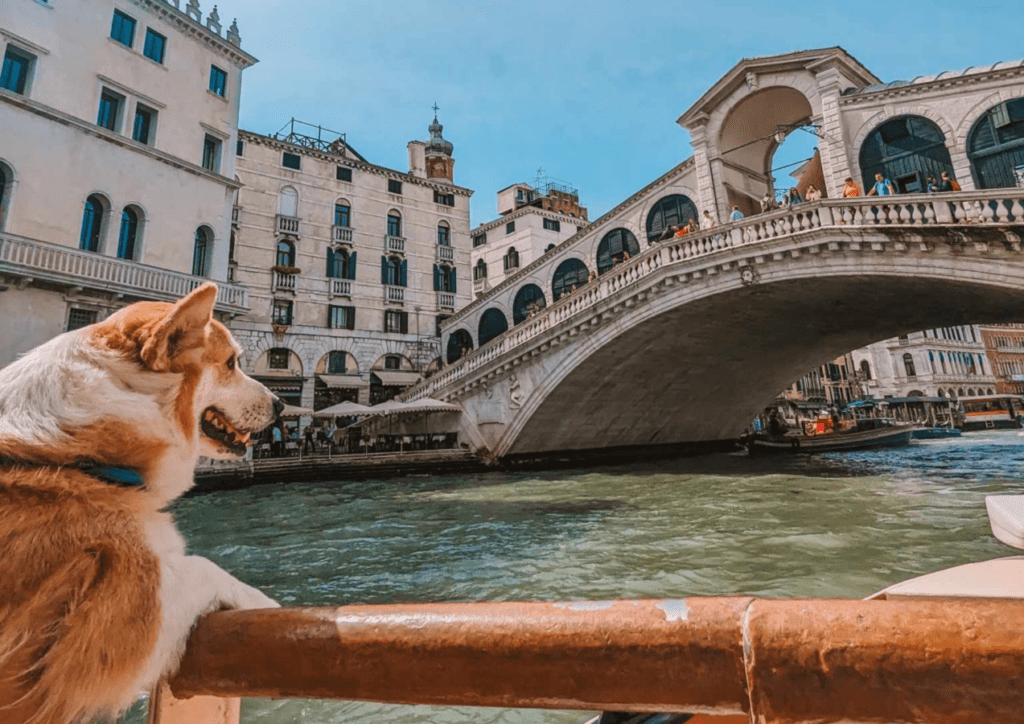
[0,458,144,488]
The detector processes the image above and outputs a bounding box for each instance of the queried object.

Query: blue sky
[211,0,1019,225]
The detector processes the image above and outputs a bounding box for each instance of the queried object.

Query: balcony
[277,214,301,237]
[437,291,456,310]
[272,270,297,293]
[472,277,489,296]
[333,226,353,245]
[330,278,352,298]
[0,231,248,314]
[436,244,454,263]
[386,235,406,254]
[384,285,405,304]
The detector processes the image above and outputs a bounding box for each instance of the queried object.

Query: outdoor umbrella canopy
[368,399,412,415]
[312,401,374,418]
[279,404,314,418]
[400,398,461,413]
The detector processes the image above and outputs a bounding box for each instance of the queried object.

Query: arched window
[276,239,295,267]
[0,162,9,231]
[552,258,589,301]
[433,263,455,292]
[646,194,698,242]
[333,199,351,228]
[192,227,211,277]
[478,308,509,347]
[327,247,356,279]
[473,259,487,281]
[79,195,105,252]
[117,206,140,260]
[503,247,520,271]
[437,222,450,246]
[327,350,349,374]
[387,211,402,237]
[968,97,1024,189]
[596,228,640,275]
[958,388,965,398]
[513,283,546,325]
[859,360,872,381]
[446,329,473,363]
[858,116,954,194]
[903,353,916,378]
[380,255,406,286]
[545,243,556,252]
[937,389,946,398]
[277,186,298,217]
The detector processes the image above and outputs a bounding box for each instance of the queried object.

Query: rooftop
[842,59,1024,97]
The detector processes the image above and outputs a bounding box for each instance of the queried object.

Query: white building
[229,115,473,409]
[0,0,254,368]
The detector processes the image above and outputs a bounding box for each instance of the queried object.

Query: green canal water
[126,430,1024,723]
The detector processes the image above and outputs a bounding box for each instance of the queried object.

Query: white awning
[371,370,423,386]
[318,374,364,389]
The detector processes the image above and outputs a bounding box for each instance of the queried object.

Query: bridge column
[812,67,854,197]
[689,117,729,221]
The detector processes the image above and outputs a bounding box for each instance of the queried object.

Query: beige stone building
[0,0,254,368]
[229,116,473,409]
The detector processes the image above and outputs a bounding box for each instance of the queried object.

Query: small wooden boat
[744,423,915,455]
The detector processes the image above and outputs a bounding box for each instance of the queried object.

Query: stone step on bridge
[405,190,1024,462]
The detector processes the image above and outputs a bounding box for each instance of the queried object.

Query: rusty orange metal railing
[148,596,1024,724]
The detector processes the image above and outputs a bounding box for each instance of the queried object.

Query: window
[434,190,454,206]
[117,207,139,260]
[472,233,487,247]
[282,152,301,170]
[381,256,406,286]
[209,65,227,96]
[384,355,401,370]
[328,305,355,330]
[192,227,210,276]
[276,240,295,267]
[110,10,136,48]
[79,195,104,252]
[473,259,487,281]
[132,104,155,145]
[384,310,408,334]
[1,46,33,95]
[336,166,352,182]
[506,221,515,234]
[437,223,450,246]
[503,247,520,271]
[387,213,402,237]
[327,350,348,374]
[67,308,98,332]
[97,90,123,132]
[545,243,556,252]
[903,353,917,378]
[268,348,290,369]
[271,300,293,326]
[202,134,221,172]
[334,203,350,228]
[236,139,244,156]
[388,179,403,194]
[327,248,356,279]
[143,28,166,64]
[543,218,561,232]
[433,264,456,292]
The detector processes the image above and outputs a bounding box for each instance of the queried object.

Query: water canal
[127,430,1024,723]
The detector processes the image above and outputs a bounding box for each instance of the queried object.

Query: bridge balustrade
[408,190,1024,403]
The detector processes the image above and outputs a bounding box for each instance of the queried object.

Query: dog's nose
[272,396,285,420]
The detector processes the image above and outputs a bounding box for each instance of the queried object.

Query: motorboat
[742,420,915,455]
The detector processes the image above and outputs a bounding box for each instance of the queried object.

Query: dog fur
[0,283,280,724]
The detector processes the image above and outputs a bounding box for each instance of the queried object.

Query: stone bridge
[407,191,1024,461]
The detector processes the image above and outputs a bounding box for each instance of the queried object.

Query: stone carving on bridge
[508,374,523,410]
[745,72,758,91]
[739,265,761,286]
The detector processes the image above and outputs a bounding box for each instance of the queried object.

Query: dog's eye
[226,355,236,371]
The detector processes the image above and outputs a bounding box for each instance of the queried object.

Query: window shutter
[400,259,408,287]
[381,255,387,285]
[400,312,408,334]
[347,306,355,330]
[326,248,335,277]
[433,264,440,291]
[349,251,357,280]
[449,266,457,293]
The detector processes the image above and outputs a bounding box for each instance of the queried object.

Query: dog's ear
[141,283,218,370]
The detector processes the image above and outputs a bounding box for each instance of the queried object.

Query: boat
[911,425,962,439]
[959,394,1024,431]
[743,421,915,455]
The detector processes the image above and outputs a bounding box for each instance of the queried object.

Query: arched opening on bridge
[717,86,815,215]
[447,329,473,364]
[967,97,1024,189]
[645,194,698,242]
[552,258,589,301]
[596,228,640,275]
[513,283,547,325]
[858,116,954,194]
[478,308,509,347]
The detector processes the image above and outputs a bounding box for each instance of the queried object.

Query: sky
[208,0,1020,226]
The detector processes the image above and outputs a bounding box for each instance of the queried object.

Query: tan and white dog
[0,283,281,724]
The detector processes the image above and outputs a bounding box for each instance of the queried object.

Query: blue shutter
[326,247,335,277]
[381,255,388,284]
[400,259,407,287]
[348,306,356,330]
[433,264,441,291]
[449,266,457,293]
[348,251,357,280]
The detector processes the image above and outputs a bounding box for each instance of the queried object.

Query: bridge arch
[551,257,590,301]
[513,283,547,326]
[644,192,699,243]
[967,96,1024,189]
[478,308,509,347]
[446,329,473,364]
[596,228,641,275]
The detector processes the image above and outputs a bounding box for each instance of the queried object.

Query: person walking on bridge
[867,172,895,196]
[729,206,744,222]
[841,177,862,197]
[700,210,717,230]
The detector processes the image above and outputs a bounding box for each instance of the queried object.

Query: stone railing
[333,226,353,244]
[0,231,248,313]
[386,235,406,254]
[410,190,1024,401]
[437,244,454,263]
[272,270,296,293]
[276,215,300,236]
[330,278,352,297]
[437,291,455,309]
[385,285,405,303]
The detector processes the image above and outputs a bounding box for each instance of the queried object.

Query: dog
[0,283,282,724]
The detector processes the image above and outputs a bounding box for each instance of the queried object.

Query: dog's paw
[221,581,280,611]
